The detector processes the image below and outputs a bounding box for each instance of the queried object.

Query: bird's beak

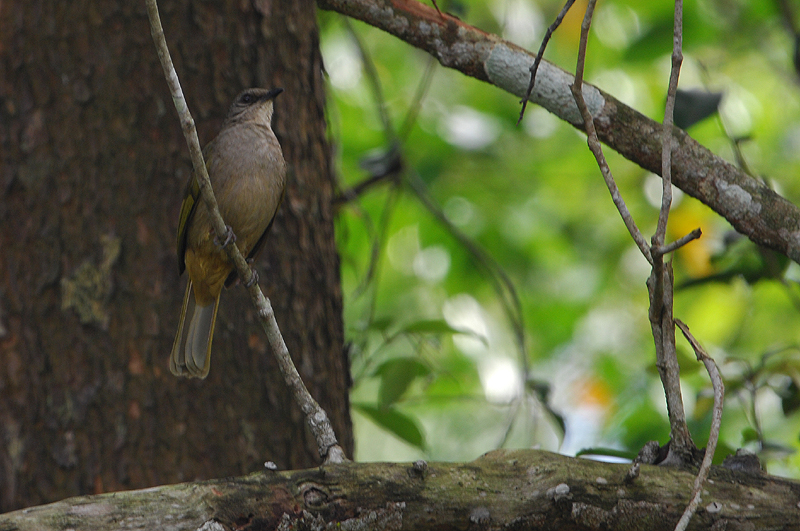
[265,87,284,101]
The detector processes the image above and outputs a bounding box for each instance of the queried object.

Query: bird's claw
[244,267,259,288]
[214,225,237,248]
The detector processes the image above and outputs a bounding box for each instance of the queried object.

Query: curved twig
[674,319,725,531]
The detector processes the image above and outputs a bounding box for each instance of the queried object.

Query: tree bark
[2,449,798,530]
[317,0,800,265]
[0,0,352,513]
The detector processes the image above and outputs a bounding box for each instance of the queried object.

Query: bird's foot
[244,266,259,288]
[214,225,237,248]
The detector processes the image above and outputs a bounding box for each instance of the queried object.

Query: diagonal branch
[569,0,652,265]
[317,0,800,265]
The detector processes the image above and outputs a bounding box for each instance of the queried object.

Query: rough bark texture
[317,0,800,265]
[2,449,799,530]
[0,0,352,513]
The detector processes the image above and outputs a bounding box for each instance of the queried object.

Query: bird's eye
[240,93,255,104]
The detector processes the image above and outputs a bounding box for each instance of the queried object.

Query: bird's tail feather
[170,280,220,379]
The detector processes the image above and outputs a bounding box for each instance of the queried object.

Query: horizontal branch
[2,449,799,530]
[317,0,800,264]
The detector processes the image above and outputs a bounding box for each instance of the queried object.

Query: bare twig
[675,319,725,531]
[518,0,576,123]
[145,0,347,464]
[648,0,694,464]
[569,0,653,265]
[653,228,702,258]
[569,0,695,464]
[399,55,437,142]
[406,172,530,379]
[345,18,398,147]
[655,0,683,246]
[338,19,529,373]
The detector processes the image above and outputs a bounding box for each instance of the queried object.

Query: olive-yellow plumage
[170,88,286,379]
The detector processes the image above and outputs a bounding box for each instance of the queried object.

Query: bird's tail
[170,280,220,379]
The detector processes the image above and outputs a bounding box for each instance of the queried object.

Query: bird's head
[224,87,283,127]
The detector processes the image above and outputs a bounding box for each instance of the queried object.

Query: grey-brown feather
[170,88,286,379]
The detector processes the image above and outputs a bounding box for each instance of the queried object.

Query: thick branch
[317,0,800,264]
[2,449,799,530]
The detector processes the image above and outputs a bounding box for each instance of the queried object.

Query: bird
[170,87,286,379]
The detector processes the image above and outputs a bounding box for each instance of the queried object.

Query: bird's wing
[176,150,212,275]
[223,184,286,288]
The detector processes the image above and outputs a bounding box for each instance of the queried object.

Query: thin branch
[647,0,694,463]
[338,18,529,373]
[653,228,702,258]
[355,179,402,311]
[145,0,346,464]
[406,172,530,380]
[569,0,653,265]
[344,17,398,146]
[399,55,437,142]
[518,0,576,123]
[674,319,725,531]
[655,0,683,245]
[334,170,397,205]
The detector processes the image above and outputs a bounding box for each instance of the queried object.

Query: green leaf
[741,427,760,444]
[366,317,394,333]
[354,403,426,449]
[374,358,431,407]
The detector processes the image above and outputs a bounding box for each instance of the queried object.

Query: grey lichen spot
[68,502,114,517]
[60,234,121,329]
[198,521,226,531]
[547,483,572,502]
[779,228,800,263]
[715,181,760,218]
[706,501,723,514]
[282,500,405,530]
[389,15,409,34]
[485,43,605,125]
[469,506,491,525]
[596,477,608,485]
[340,502,405,530]
[409,459,428,479]
[572,503,611,527]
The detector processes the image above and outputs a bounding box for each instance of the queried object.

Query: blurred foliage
[319,0,800,475]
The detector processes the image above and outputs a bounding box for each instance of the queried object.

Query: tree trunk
[0,0,352,512]
[2,450,798,530]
